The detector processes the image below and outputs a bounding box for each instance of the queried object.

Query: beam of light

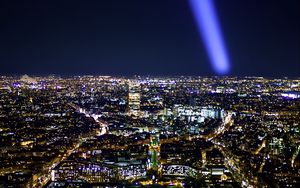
[189,0,230,75]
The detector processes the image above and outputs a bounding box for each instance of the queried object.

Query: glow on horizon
[189,0,230,75]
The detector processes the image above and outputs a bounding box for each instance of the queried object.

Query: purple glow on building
[281,92,300,99]
[189,0,230,75]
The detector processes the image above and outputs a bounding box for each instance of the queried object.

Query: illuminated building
[269,137,284,155]
[127,81,141,117]
[172,105,224,120]
[280,91,300,99]
[52,160,147,183]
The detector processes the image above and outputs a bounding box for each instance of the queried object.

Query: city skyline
[0,75,299,187]
[0,0,300,187]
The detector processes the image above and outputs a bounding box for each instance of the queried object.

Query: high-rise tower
[127,81,141,117]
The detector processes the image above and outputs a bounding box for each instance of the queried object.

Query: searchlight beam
[189,0,230,75]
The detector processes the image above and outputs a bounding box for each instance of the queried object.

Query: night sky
[0,0,299,77]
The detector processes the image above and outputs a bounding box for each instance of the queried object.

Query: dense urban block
[0,75,299,187]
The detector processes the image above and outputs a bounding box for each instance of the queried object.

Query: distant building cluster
[0,75,299,187]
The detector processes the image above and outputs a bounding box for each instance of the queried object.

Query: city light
[0,75,299,187]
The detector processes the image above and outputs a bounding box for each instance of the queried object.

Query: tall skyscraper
[127,81,141,117]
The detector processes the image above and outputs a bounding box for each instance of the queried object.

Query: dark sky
[0,0,299,77]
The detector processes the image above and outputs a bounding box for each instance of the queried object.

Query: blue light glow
[189,0,230,75]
